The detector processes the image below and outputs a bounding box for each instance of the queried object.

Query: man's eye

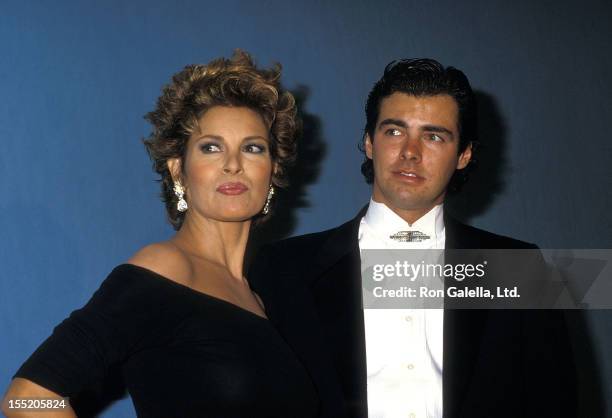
[244,144,266,153]
[200,143,221,153]
[385,128,402,136]
[427,134,443,142]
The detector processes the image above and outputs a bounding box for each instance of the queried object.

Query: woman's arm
[2,378,76,418]
[2,268,148,418]
[4,266,167,418]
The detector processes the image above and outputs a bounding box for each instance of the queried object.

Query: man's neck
[371,200,440,226]
[396,208,432,226]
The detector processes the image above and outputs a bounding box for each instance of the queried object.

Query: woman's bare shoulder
[127,242,193,285]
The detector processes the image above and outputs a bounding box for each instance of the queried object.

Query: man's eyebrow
[378,118,408,128]
[377,120,455,138]
[422,125,454,138]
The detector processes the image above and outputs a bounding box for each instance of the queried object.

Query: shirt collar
[362,199,445,244]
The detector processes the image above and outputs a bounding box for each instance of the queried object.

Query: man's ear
[456,143,472,170]
[167,158,182,182]
[365,134,373,159]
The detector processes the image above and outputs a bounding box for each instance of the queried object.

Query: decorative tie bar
[389,231,431,242]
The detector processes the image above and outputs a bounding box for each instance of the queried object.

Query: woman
[2,50,318,417]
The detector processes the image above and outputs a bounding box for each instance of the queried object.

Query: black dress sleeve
[13,266,167,397]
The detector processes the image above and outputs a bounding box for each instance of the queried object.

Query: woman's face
[169,106,273,223]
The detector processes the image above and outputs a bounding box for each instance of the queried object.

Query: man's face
[365,93,471,222]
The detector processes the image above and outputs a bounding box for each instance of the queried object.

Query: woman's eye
[385,128,402,136]
[244,144,266,153]
[200,143,221,153]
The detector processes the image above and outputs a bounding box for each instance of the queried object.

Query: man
[249,59,576,418]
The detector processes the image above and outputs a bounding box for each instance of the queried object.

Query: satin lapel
[443,214,488,418]
[308,208,369,417]
[308,206,366,282]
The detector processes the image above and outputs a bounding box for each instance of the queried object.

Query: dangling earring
[173,181,188,212]
[262,185,275,215]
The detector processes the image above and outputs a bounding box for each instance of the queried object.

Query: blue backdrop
[2,0,611,416]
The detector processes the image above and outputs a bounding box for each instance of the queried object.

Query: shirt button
[406,363,415,370]
[404,315,412,322]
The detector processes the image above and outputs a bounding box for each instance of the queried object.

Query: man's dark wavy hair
[359,58,478,192]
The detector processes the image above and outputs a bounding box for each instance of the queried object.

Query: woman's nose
[222,151,244,174]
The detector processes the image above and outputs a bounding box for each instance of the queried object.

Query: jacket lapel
[308,207,365,283]
[309,208,369,417]
[443,214,489,417]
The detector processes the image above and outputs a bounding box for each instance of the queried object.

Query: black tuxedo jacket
[249,208,577,418]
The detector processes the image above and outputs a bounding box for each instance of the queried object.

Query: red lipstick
[217,182,248,195]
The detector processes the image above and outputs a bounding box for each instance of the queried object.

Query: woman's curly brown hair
[143,50,299,230]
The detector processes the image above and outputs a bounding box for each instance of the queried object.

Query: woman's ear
[167,158,182,182]
[271,162,280,185]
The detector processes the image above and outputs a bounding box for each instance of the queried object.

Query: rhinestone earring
[173,181,188,212]
[262,185,275,215]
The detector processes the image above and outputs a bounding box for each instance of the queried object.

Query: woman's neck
[171,214,251,281]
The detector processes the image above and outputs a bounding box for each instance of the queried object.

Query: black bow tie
[389,230,431,242]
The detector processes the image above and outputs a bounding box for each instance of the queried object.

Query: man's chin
[384,191,425,208]
[384,197,434,212]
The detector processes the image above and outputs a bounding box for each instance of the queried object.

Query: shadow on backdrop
[448,91,604,417]
[247,86,326,259]
[446,91,508,222]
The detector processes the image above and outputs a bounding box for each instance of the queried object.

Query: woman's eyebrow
[243,135,268,141]
[195,134,224,141]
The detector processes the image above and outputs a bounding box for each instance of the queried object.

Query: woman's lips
[216,182,248,195]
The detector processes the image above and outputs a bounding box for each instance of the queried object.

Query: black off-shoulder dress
[14,264,319,417]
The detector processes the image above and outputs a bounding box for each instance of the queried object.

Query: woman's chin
[214,207,260,223]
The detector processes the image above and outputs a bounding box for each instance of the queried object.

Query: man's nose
[399,136,422,162]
